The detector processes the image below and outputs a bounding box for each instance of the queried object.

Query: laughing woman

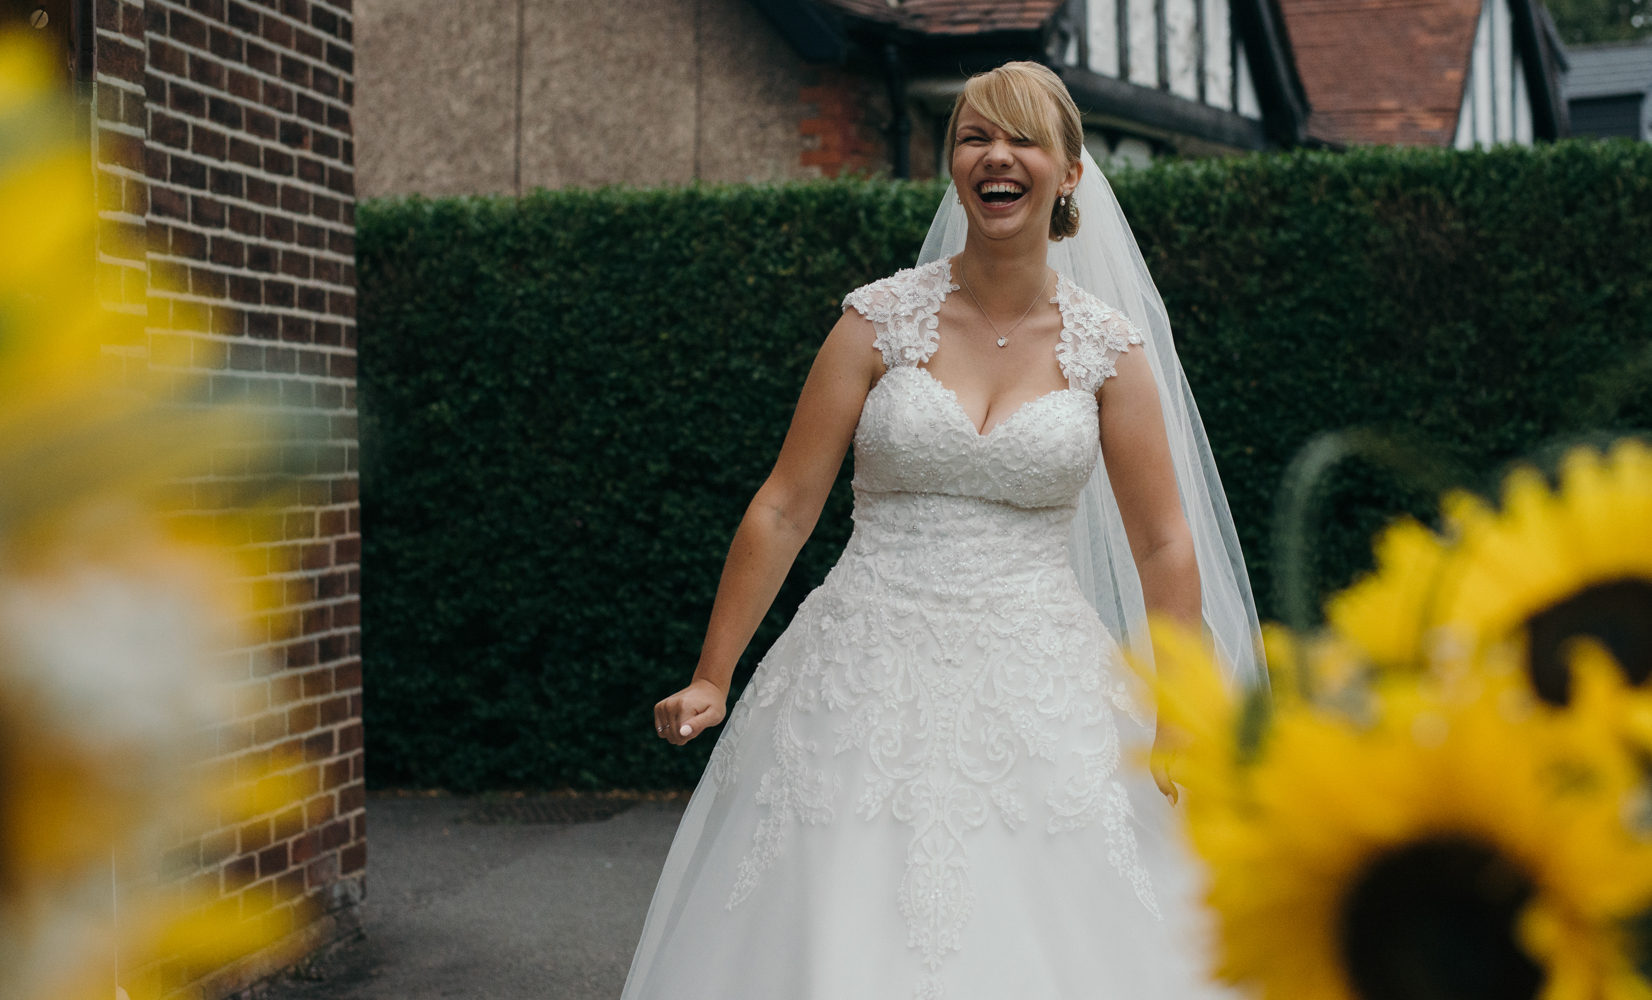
[619,61,1263,1000]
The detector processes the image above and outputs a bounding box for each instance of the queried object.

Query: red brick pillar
[89,0,364,993]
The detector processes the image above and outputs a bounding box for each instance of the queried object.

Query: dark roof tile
[816,0,1064,35]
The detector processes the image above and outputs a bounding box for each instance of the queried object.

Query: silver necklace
[958,264,1050,348]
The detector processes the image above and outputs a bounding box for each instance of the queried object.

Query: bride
[623,61,1263,1000]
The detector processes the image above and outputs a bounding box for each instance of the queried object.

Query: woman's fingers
[654,685,728,745]
[679,704,724,742]
[1150,758,1179,805]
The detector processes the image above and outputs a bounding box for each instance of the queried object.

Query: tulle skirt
[619,547,1234,1000]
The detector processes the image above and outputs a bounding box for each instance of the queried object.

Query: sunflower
[1326,441,1652,707]
[1432,442,1652,706]
[0,36,279,999]
[1149,623,1652,1000]
[1326,517,1449,672]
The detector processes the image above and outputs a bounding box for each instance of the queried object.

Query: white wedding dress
[620,256,1227,1000]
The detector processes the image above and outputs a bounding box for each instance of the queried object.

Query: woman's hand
[1150,724,1184,805]
[654,678,727,745]
[1150,733,1179,805]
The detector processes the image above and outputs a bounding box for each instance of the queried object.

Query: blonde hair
[944,61,1085,240]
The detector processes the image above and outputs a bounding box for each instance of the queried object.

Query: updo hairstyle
[944,61,1086,241]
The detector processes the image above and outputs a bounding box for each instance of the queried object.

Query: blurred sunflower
[1150,626,1652,1000]
[1326,518,1449,673]
[1326,441,1652,707]
[0,32,280,1000]
[1433,442,1652,706]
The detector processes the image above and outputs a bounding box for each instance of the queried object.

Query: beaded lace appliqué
[717,260,1159,999]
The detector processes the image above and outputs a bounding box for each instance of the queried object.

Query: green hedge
[359,141,1652,791]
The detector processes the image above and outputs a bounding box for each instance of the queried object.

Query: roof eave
[748,0,849,64]
[1059,66,1273,150]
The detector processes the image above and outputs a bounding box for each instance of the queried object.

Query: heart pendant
[996,337,1007,348]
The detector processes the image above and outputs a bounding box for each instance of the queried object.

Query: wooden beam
[1060,65,1268,148]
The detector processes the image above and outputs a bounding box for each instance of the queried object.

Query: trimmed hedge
[359,141,1652,790]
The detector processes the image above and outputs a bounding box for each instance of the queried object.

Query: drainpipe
[883,42,911,179]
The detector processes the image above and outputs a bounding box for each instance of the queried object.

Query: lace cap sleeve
[841,259,957,369]
[1052,277,1146,394]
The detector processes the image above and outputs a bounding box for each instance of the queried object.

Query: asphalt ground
[261,794,689,1000]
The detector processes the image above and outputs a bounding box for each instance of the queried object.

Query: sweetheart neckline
[905,366,1092,440]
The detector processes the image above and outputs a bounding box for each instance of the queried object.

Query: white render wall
[1081,0,1261,120]
[1453,0,1539,147]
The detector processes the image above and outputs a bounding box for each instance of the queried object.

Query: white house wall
[1080,0,1258,118]
[1454,0,1537,147]
[1204,0,1232,110]
[1129,0,1159,87]
[1167,0,1200,99]
[1237,41,1260,118]
[1087,0,1120,76]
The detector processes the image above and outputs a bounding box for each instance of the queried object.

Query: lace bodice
[844,256,1143,511]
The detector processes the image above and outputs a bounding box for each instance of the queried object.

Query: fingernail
[680,724,692,736]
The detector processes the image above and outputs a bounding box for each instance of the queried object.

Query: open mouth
[976,180,1026,207]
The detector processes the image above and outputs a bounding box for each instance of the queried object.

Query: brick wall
[88,0,364,994]
[799,68,885,178]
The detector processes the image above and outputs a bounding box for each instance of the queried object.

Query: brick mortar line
[145,182,358,236]
[237,560,363,571]
[232,677,364,700]
[215,737,364,775]
[142,359,359,378]
[148,236,357,270]
[152,0,358,73]
[95,119,148,138]
[237,638,361,661]
[218,713,364,747]
[143,326,358,344]
[170,488,358,500]
[143,33,356,116]
[144,187,358,244]
[229,697,365,724]
[148,2,358,81]
[143,359,356,376]
[141,120,358,185]
[145,324,356,343]
[143,54,355,117]
[94,160,151,181]
[143,307,359,330]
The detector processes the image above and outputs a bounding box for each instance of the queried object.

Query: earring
[1066,194,1078,220]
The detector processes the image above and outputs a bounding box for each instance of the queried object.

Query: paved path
[264,796,687,1000]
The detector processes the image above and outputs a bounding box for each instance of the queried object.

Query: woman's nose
[983,139,1014,165]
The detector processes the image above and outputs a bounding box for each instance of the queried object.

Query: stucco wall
[354,0,818,197]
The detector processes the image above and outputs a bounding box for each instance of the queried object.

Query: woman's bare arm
[654,310,882,745]
[1098,345,1198,625]
[1097,345,1200,800]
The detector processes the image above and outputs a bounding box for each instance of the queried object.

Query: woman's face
[950,101,1079,245]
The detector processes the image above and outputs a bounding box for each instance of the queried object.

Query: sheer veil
[917,147,1265,691]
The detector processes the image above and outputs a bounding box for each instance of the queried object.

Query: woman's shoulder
[1053,275,1147,393]
[1054,275,1145,350]
[840,258,957,369]
[840,257,957,326]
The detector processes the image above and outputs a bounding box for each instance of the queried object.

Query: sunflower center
[1341,838,1541,1000]
[1525,577,1652,706]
